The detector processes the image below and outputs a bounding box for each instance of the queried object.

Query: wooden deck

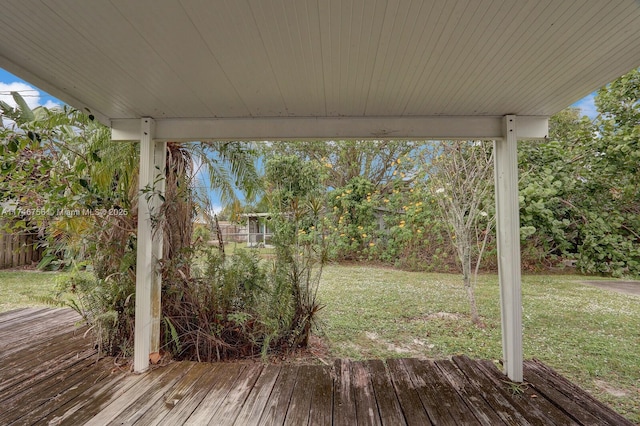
[0,308,633,426]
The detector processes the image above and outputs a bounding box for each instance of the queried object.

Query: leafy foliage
[263,140,417,191]
[0,93,137,269]
[264,155,328,348]
[161,248,293,360]
[327,176,378,260]
[518,69,640,276]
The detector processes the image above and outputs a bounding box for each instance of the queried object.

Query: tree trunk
[162,143,194,277]
[461,243,483,327]
[214,213,225,260]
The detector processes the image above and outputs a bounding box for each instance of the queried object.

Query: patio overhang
[2,0,639,379]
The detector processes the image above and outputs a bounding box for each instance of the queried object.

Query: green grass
[316,264,640,423]
[224,242,276,258]
[0,270,65,312]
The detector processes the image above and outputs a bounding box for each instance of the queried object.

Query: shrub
[161,248,295,361]
[59,272,136,356]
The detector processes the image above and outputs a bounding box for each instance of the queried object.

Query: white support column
[134,117,157,373]
[150,140,166,354]
[494,115,523,382]
[262,219,266,245]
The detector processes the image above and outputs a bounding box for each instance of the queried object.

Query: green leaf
[11,91,35,122]
[0,99,13,113]
[37,254,58,270]
[7,139,18,153]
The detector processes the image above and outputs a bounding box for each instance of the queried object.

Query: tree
[159,141,260,266]
[579,68,640,276]
[420,141,495,326]
[328,176,378,260]
[263,140,417,191]
[1,93,266,355]
[264,155,327,347]
[1,93,138,268]
[518,108,595,268]
[516,68,640,277]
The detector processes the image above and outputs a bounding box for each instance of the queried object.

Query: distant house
[193,214,243,245]
[241,213,274,248]
[217,221,244,244]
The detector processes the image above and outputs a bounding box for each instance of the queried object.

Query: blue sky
[1,67,600,212]
[0,69,61,110]
[571,92,598,119]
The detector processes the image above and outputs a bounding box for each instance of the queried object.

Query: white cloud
[0,81,61,110]
[43,99,62,110]
[209,205,222,215]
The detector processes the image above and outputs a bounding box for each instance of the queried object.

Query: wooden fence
[0,231,42,269]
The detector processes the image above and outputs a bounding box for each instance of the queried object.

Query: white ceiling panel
[0,0,638,128]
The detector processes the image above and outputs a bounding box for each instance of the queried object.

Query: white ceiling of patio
[0,0,639,138]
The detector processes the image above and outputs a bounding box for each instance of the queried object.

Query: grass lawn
[317,264,640,423]
[0,270,66,312]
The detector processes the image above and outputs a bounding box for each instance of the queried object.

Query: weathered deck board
[283,364,316,425]
[0,355,107,424]
[307,364,333,426]
[366,359,406,426]
[153,362,227,425]
[453,354,534,425]
[46,368,145,425]
[0,335,97,398]
[202,363,264,425]
[104,362,191,425]
[410,358,482,425]
[1,308,635,426]
[258,364,300,426]
[522,361,603,425]
[524,359,635,426]
[232,364,282,425]
[0,307,49,325]
[84,361,187,425]
[12,356,112,425]
[477,359,578,426]
[351,360,383,426]
[386,358,433,426]
[332,359,358,426]
[401,357,460,424]
[435,358,508,426]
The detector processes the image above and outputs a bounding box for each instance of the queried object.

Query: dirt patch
[385,342,412,354]
[424,312,463,321]
[581,280,640,296]
[365,331,380,340]
[252,335,334,366]
[594,379,628,397]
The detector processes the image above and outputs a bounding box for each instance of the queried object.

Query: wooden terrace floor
[0,308,633,425]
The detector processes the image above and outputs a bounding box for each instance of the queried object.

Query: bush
[161,248,296,361]
[62,243,324,362]
[59,272,136,356]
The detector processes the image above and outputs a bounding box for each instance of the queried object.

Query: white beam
[134,117,156,373]
[494,115,523,382]
[111,116,548,142]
